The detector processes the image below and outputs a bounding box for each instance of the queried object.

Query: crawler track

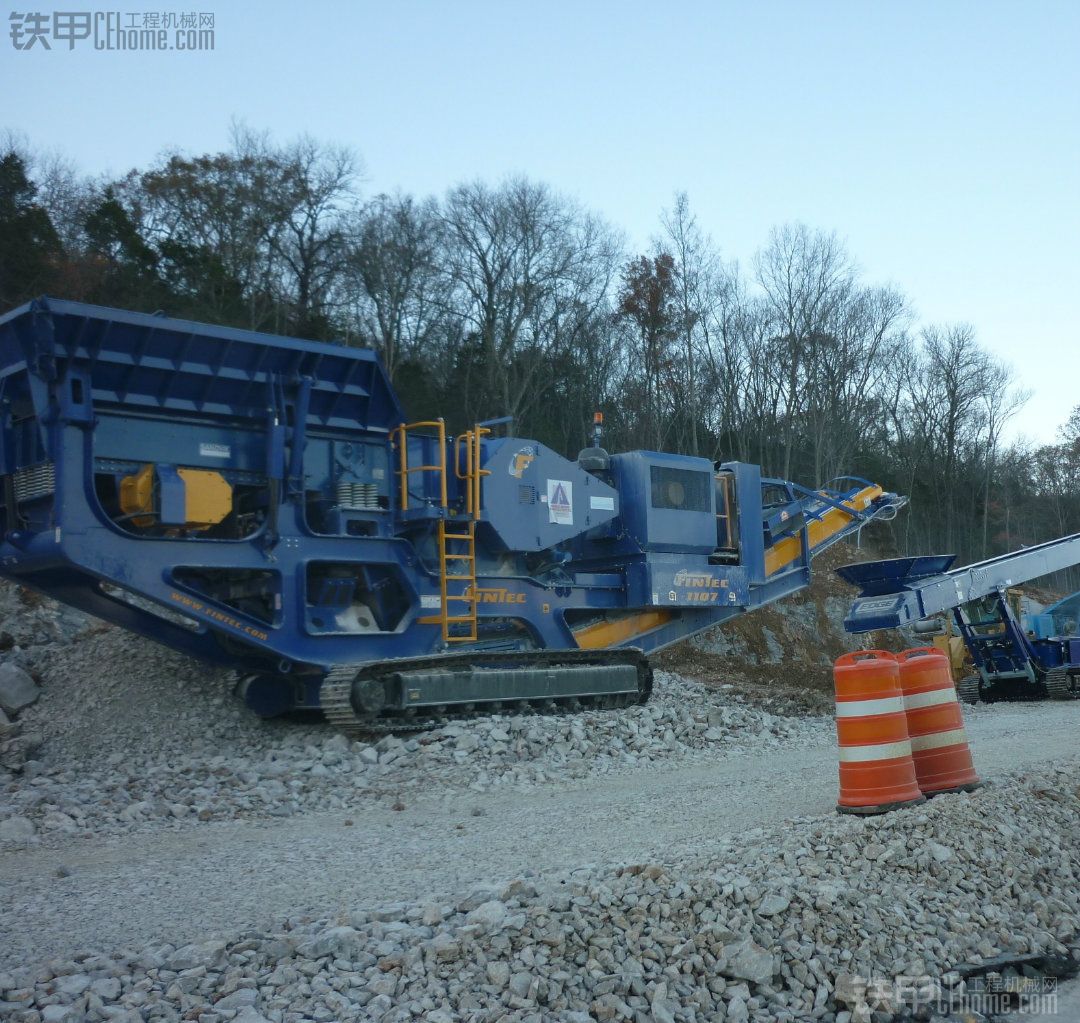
[958,675,982,704]
[320,648,653,738]
[1045,666,1080,701]
[957,668,1080,704]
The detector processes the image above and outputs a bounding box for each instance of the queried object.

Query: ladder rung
[436,437,486,643]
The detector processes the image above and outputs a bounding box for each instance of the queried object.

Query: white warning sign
[547,479,573,525]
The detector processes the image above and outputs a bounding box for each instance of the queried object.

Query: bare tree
[697,267,753,462]
[615,252,679,450]
[802,285,912,482]
[268,133,360,338]
[133,145,284,328]
[975,362,1029,555]
[126,126,360,337]
[439,177,621,425]
[890,324,1029,557]
[658,193,722,455]
[755,224,856,478]
[1061,404,1080,451]
[343,192,444,378]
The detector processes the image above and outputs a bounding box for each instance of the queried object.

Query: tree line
[2,126,1077,589]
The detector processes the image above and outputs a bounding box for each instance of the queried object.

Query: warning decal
[547,479,573,525]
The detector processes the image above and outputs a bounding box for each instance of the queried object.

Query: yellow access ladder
[438,519,478,641]
[391,420,489,643]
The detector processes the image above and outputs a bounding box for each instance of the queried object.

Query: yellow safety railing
[391,419,448,511]
[453,425,491,520]
[394,421,493,641]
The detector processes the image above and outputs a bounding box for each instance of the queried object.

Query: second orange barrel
[834,650,924,813]
[896,646,980,795]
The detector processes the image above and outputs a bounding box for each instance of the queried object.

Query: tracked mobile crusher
[0,298,905,732]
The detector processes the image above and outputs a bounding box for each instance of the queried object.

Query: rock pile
[0,669,829,845]
[0,663,43,775]
[2,762,1078,1022]
[0,582,79,774]
[1,577,833,846]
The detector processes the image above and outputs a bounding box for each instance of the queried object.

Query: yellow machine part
[764,485,883,576]
[932,632,971,682]
[118,463,156,527]
[177,467,232,528]
[118,464,232,530]
[573,610,674,649]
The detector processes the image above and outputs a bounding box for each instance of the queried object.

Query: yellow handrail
[392,419,448,511]
[453,432,474,515]
[451,427,491,520]
[392,420,491,521]
[470,427,490,521]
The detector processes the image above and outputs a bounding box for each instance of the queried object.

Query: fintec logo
[465,587,527,605]
[672,570,721,588]
[9,11,216,51]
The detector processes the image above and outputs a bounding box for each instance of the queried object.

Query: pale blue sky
[3,0,1077,443]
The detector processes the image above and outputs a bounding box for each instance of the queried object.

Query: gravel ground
[0,667,828,842]
[1,596,835,842]
[4,582,1080,1022]
[2,756,1078,1022]
[2,698,1078,974]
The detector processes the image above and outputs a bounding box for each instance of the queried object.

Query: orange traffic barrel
[834,650,925,814]
[896,647,980,795]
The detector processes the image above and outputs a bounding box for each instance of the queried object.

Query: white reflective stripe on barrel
[903,688,958,710]
[909,728,967,752]
[834,696,906,718]
[837,739,913,762]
